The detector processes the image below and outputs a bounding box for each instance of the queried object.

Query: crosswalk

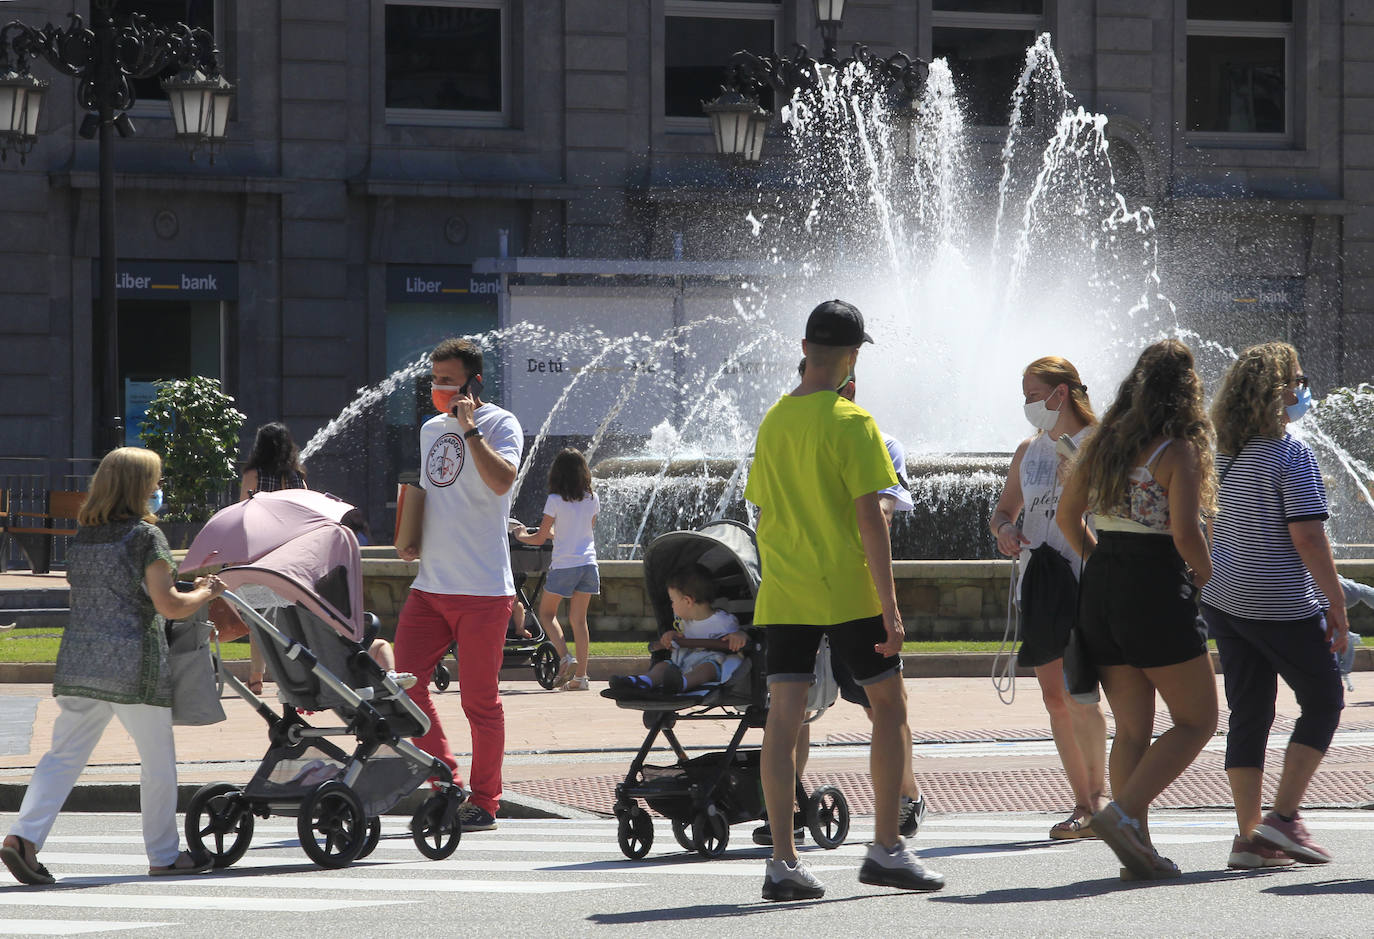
[2,811,1371,934]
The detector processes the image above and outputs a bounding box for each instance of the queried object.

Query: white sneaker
[761,858,824,901]
[858,837,945,892]
[386,670,418,690]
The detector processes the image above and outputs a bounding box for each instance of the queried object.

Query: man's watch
[463,427,484,441]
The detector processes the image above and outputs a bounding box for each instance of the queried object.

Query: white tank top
[1016,428,1089,598]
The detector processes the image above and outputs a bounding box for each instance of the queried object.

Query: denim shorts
[544,563,600,597]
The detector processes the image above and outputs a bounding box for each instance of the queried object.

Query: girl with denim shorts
[516,448,599,690]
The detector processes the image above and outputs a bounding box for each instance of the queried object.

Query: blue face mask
[147,488,163,516]
[1286,385,1312,422]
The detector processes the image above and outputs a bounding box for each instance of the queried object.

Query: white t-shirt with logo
[412,404,524,597]
[679,608,740,641]
[543,492,600,570]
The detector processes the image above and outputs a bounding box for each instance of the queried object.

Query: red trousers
[394,589,513,814]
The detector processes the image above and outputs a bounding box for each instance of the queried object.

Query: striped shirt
[1200,433,1329,621]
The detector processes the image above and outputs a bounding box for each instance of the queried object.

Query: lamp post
[0,1,234,454]
[703,0,926,164]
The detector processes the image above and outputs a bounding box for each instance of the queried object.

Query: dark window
[665,16,775,118]
[385,4,503,112]
[933,0,1043,12]
[932,27,1036,127]
[1187,0,1292,21]
[1186,35,1285,132]
[119,1,216,105]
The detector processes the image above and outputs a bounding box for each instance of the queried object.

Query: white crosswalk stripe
[0,811,1342,933]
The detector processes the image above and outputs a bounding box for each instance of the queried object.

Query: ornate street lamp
[703,88,769,163]
[0,2,235,453]
[702,7,925,164]
[0,68,46,161]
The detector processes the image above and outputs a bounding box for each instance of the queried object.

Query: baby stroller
[431,527,561,691]
[178,489,467,870]
[601,519,852,860]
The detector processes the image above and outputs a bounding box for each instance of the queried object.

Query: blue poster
[124,380,161,447]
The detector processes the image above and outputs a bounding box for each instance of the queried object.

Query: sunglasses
[1294,374,1310,389]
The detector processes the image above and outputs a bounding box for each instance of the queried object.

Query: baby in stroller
[610,564,747,694]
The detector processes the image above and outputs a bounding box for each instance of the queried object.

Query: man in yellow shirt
[745,299,944,901]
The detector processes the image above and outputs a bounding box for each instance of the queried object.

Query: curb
[0,781,596,820]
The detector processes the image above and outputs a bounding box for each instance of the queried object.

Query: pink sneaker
[1252,812,1332,864]
[1227,835,1295,870]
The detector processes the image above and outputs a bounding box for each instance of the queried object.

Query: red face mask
[431,385,461,415]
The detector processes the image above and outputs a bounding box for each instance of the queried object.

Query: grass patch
[0,629,251,664]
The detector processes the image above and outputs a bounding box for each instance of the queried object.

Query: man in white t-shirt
[394,337,524,832]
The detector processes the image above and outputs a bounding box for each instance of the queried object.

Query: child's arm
[515,514,555,546]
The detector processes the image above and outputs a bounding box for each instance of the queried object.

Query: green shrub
[138,377,247,522]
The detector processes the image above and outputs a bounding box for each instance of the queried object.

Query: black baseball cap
[805,299,873,346]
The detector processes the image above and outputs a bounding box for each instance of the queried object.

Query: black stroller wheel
[532,642,559,690]
[411,791,462,860]
[185,782,254,869]
[671,818,694,852]
[356,816,382,860]
[297,780,367,869]
[806,785,850,849]
[616,804,653,859]
[433,663,452,692]
[691,806,729,859]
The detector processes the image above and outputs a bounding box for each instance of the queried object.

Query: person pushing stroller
[610,565,747,694]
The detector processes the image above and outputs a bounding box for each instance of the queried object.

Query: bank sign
[94,260,238,300]
[386,265,500,302]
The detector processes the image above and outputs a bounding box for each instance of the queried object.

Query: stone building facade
[0,0,1370,534]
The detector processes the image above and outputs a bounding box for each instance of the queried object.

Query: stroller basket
[248,740,432,818]
[640,750,764,825]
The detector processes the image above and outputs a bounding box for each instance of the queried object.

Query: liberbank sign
[93,260,238,300]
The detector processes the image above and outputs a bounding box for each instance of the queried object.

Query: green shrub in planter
[138,377,247,523]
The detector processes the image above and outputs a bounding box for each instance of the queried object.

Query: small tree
[139,377,248,522]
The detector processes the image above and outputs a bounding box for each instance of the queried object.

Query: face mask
[147,489,163,516]
[1286,384,1312,422]
[1023,387,1062,432]
[431,384,461,415]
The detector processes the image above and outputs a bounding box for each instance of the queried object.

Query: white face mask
[1023,388,1062,432]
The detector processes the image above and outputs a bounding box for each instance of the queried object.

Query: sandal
[553,656,577,688]
[1049,806,1097,840]
[149,850,213,877]
[247,677,264,696]
[0,836,54,885]
[562,676,589,691]
[1091,802,1168,880]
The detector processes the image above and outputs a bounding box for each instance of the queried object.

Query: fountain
[297,34,1372,565]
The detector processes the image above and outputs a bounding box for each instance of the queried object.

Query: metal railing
[1,457,101,571]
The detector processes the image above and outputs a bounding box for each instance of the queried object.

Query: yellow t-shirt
[744,392,899,625]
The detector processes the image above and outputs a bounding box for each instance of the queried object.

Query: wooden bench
[6,490,86,574]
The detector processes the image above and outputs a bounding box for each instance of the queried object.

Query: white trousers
[9,696,180,866]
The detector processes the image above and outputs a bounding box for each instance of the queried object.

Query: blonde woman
[1057,340,1219,880]
[1202,342,1347,868]
[989,356,1108,839]
[1,448,225,884]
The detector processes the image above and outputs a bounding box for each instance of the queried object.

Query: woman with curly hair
[1201,342,1347,869]
[1057,339,1219,880]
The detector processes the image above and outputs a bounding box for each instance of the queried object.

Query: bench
[6,490,86,574]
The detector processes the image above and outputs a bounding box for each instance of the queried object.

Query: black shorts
[764,616,901,687]
[1077,531,1208,669]
[831,653,869,708]
[1017,545,1078,668]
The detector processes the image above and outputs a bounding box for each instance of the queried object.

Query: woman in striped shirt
[1201,342,1349,869]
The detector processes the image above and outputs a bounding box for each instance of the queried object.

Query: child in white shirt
[610,565,746,693]
[516,448,599,691]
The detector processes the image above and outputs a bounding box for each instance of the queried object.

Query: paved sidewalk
[0,669,1370,820]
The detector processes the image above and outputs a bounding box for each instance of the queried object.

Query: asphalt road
[0,810,1370,937]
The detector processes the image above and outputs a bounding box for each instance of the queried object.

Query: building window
[664,1,781,122]
[1186,0,1292,137]
[385,0,507,127]
[118,1,217,106]
[931,2,1043,127]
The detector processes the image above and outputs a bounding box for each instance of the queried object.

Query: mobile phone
[460,374,484,400]
[1056,434,1078,459]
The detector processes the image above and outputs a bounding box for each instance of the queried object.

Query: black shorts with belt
[1077,531,1208,669]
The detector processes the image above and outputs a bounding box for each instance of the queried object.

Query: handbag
[165,615,227,726]
[1062,621,1099,704]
